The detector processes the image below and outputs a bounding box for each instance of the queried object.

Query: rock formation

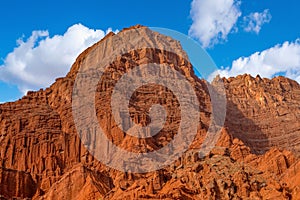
[0,25,299,199]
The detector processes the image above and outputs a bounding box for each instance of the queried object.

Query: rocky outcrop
[39,164,113,200]
[103,133,295,200]
[0,25,299,199]
[224,74,300,154]
[0,167,36,199]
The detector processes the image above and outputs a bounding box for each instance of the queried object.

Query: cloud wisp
[243,9,272,34]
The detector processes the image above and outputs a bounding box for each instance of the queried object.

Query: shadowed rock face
[224,74,300,155]
[0,26,300,199]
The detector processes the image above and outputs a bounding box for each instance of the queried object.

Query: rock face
[224,74,300,154]
[0,25,300,199]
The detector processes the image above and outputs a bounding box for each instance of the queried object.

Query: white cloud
[189,0,242,47]
[217,39,300,82]
[0,24,115,94]
[243,9,272,34]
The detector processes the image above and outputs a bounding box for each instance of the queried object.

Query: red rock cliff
[0,26,300,200]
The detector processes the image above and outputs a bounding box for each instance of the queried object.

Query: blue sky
[0,0,299,102]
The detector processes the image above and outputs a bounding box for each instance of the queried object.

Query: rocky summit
[0,26,300,199]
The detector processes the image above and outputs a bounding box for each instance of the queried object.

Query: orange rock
[0,25,299,199]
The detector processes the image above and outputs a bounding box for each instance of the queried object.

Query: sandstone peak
[0,26,300,199]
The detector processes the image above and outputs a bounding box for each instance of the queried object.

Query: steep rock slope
[224,74,300,154]
[0,26,299,199]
